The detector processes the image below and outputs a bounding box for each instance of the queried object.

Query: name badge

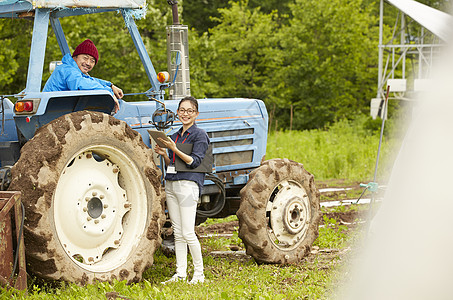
[167,165,177,174]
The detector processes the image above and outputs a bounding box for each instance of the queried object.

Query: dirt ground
[196,221,240,236]
[194,182,370,267]
[195,209,365,236]
[196,182,368,236]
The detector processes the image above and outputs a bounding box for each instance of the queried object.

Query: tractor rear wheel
[9,111,165,284]
[237,158,321,264]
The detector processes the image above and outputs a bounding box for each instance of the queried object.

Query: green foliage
[0,21,20,90]
[0,0,427,131]
[190,1,281,101]
[187,0,382,130]
[271,0,378,129]
[182,0,291,32]
[181,0,228,32]
[0,18,33,94]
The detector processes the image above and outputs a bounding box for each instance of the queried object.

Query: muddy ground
[196,181,371,234]
[194,182,372,265]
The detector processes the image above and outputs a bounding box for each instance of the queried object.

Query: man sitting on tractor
[43,39,123,113]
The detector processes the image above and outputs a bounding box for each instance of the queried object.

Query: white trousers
[165,180,203,277]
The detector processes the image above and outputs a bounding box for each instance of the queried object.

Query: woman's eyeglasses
[178,108,197,115]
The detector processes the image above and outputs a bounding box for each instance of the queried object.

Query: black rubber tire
[237,158,321,264]
[9,111,165,284]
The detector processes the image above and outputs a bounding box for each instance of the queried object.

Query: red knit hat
[72,39,99,64]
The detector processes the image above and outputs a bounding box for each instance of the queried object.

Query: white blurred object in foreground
[339,44,453,300]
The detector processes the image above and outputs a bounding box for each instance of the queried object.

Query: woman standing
[154,96,210,284]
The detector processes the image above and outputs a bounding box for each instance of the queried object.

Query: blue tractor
[0,0,320,284]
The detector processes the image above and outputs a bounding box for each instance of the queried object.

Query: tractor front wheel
[237,159,321,264]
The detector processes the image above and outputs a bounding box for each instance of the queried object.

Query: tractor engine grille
[208,128,254,167]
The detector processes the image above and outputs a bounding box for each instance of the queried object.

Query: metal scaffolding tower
[372,0,452,119]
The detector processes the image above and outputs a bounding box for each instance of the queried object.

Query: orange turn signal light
[15,101,25,112]
[157,71,170,83]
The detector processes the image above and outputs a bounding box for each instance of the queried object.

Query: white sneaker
[161,274,186,284]
[189,274,205,284]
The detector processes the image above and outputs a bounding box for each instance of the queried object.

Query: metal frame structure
[0,3,167,99]
[376,0,448,102]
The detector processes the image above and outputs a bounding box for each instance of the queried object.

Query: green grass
[266,116,401,182]
[201,232,243,252]
[2,256,340,300]
[198,215,238,227]
[314,216,349,249]
[1,209,359,300]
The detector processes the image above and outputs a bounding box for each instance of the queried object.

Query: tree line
[0,0,449,130]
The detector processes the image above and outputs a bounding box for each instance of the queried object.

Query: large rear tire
[237,158,321,264]
[9,111,165,284]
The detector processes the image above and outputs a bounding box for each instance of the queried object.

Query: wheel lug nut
[87,217,92,221]
[92,191,97,196]
[88,257,94,262]
[103,204,108,208]
[113,168,119,173]
[86,153,92,159]
[101,214,106,219]
[94,220,99,224]
[124,203,131,208]
[85,197,90,201]
[83,207,87,212]
[100,194,105,199]
[114,240,120,245]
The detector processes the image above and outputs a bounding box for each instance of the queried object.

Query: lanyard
[172,132,189,164]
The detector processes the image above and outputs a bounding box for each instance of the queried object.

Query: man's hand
[111,84,123,114]
[113,98,120,114]
[112,84,124,99]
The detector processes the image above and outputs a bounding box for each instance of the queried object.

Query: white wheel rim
[54,145,148,272]
[266,180,311,250]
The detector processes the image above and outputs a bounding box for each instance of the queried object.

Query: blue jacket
[43,53,113,93]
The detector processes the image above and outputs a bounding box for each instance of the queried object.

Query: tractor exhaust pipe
[167,0,180,25]
[166,0,190,99]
